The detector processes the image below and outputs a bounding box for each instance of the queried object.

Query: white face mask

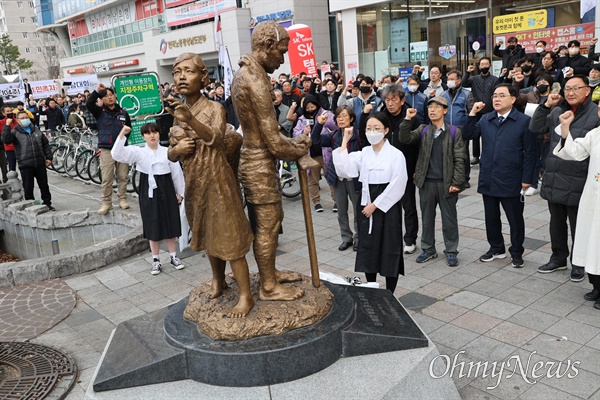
[366,130,385,145]
[408,85,418,93]
[569,47,580,56]
[536,46,544,53]
[447,80,456,89]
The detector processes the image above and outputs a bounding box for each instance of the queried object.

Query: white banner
[66,74,99,95]
[0,83,25,104]
[30,80,59,99]
[86,1,136,34]
[165,0,236,27]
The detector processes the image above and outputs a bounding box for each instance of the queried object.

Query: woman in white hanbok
[333,112,408,293]
[554,109,600,309]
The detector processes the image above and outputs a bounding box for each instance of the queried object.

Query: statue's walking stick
[295,154,321,288]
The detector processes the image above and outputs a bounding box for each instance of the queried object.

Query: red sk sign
[111,59,140,68]
[286,24,318,77]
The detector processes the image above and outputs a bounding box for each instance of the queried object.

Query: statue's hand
[171,137,195,157]
[292,133,311,148]
[165,96,193,123]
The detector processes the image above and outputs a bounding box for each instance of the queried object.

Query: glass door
[427,9,488,75]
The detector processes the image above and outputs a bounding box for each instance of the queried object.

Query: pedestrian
[111,123,185,275]
[493,36,526,72]
[311,105,361,251]
[530,75,600,281]
[400,96,467,267]
[332,112,408,293]
[337,76,382,128]
[553,108,600,309]
[39,98,65,132]
[86,84,131,215]
[1,111,54,210]
[67,104,87,129]
[555,40,593,83]
[463,84,536,268]
[292,94,337,213]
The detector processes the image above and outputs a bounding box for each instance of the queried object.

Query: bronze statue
[231,21,314,301]
[166,53,254,318]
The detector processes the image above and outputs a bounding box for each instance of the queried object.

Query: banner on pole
[286,24,318,77]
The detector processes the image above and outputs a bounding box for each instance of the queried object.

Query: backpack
[420,124,457,142]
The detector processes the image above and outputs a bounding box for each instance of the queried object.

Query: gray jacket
[529,96,599,206]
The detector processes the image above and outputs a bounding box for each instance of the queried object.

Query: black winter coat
[529,96,599,206]
[1,124,52,168]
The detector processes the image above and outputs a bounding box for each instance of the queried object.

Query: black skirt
[355,183,404,277]
[138,172,181,242]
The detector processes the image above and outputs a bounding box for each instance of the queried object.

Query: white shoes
[404,243,417,254]
[524,187,539,196]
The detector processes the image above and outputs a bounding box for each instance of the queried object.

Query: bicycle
[63,128,97,178]
[280,160,301,198]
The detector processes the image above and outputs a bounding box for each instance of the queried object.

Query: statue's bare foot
[260,284,305,301]
[227,296,254,318]
[207,279,228,299]
[276,270,303,283]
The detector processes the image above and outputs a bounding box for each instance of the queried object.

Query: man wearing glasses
[464,84,536,268]
[530,75,600,281]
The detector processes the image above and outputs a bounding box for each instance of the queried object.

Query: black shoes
[338,241,352,251]
[537,262,567,274]
[584,289,600,301]
[44,204,56,211]
[479,251,506,262]
[512,257,524,268]
[570,266,585,282]
[353,241,359,252]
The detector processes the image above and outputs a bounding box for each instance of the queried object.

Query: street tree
[0,34,34,75]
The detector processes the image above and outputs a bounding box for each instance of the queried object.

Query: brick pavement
[0,278,75,341]
[5,169,600,399]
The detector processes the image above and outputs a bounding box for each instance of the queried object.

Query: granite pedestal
[90,283,446,396]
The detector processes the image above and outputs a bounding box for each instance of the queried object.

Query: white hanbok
[553,127,600,274]
[333,140,408,276]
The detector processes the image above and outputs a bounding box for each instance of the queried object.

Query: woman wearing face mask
[332,112,408,293]
[516,74,556,195]
[311,105,362,251]
[535,51,561,83]
[404,75,428,124]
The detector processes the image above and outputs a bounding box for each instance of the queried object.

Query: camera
[308,119,315,126]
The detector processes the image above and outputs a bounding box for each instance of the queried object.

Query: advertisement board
[286,24,318,77]
[493,22,595,54]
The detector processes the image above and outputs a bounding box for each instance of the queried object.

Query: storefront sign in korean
[112,73,162,117]
[165,0,236,27]
[286,24,318,77]
[493,9,547,34]
[493,22,595,54]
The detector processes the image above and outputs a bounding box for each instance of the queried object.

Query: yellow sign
[493,9,547,34]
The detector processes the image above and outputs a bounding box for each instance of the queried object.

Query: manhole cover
[0,342,77,399]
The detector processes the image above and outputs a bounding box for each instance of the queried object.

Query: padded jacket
[2,124,52,168]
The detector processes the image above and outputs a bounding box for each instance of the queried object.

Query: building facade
[331,0,599,81]
[34,0,335,85]
[0,0,61,79]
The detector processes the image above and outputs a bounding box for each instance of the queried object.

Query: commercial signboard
[390,18,409,64]
[493,9,547,34]
[165,0,236,28]
[493,22,595,54]
[286,24,318,77]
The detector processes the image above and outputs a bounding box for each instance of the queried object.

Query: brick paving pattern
[0,278,75,341]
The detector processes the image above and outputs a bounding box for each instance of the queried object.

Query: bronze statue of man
[232,21,312,301]
[166,53,254,317]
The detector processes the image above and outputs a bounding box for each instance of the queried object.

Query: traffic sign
[112,72,163,117]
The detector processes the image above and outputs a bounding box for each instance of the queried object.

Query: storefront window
[354,0,591,79]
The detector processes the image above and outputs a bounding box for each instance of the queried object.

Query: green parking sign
[112,73,163,117]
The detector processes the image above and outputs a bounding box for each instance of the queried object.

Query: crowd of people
[1,35,599,306]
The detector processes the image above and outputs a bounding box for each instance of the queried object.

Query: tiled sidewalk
[12,170,600,399]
